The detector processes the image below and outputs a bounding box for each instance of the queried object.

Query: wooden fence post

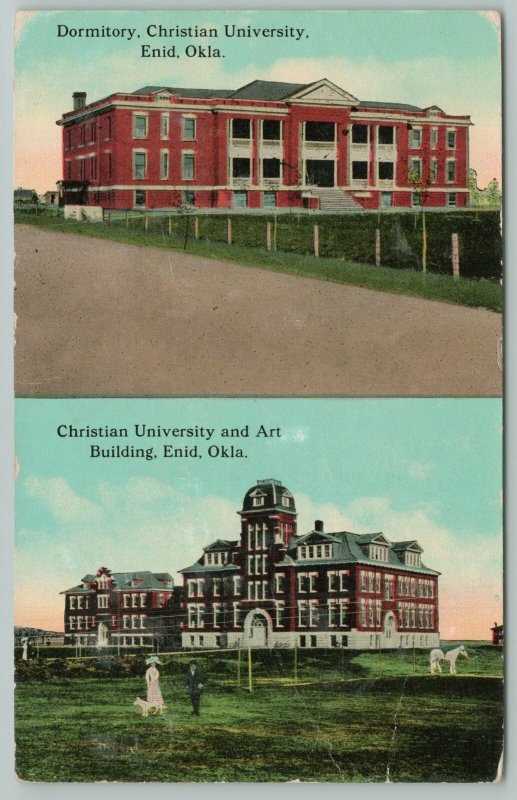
[227,218,232,245]
[194,217,200,240]
[452,233,460,279]
[313,224,319,258]
[168,215,172,236]
[237,641,241,688]
[375,228,381,266]
[144,213,148,233]
[248,646,253,693]
[266,221,272,251]
[125,211,129,227]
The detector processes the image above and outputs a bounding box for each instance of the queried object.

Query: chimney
[315,520,324,532]
[73,92,87,111]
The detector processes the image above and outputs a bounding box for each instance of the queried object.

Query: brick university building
[56,78,470,211]
[62,479,440,650]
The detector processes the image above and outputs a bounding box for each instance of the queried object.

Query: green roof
[287,531,439,575]
[61,570,173,594]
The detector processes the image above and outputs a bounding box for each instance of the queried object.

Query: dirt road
[14,225,502,396]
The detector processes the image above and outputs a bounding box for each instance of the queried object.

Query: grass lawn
[15,646,504,782]
[15,212,502,312]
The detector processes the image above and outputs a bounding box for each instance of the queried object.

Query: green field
[15,211,502,311]
[15,646,504,783]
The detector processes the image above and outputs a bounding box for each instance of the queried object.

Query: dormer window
[405,551,421,567]
[253,496,264,507]
[369,544,388,562]
[281,494,291,508]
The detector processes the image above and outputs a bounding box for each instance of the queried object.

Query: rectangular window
[133,152,146,179]
[133,115,147,138]
[378,126,394,145]
[232,118,250,139]
[409,158,421,180]
[298,602,309,627]
[90,122,96,143]
[160,113,169,139]
[447,130,456,149]
[430,158,437,183]
[352,124,368,144]
[66,129,72,149]
[182,153,195,180]
[105,116,112,140]
[262,158,281,179]
[182,117,196,140]
[447,161,456,182]
[352,161,368,180]
[182,190,195,206]
[160,150,169,179]
[98,595,108,609]
[262,120,281,141]
[378,162,394,180]
[328,572,338,592]
[106,153,112,178]
[232,158,251,179]
[409,128,421,148]
[448,192,457,206]
[430,127,438,148]
[305,121,335,142]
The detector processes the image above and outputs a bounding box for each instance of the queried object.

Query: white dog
[133,696,165,717]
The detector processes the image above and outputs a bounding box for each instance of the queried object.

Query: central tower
[239,478,297,602]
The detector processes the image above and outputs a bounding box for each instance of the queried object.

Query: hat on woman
[145,655,162,665]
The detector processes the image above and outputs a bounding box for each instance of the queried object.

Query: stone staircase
[309,188,364,212]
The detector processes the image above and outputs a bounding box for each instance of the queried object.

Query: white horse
[430,645,468,674]
[444,645,468,674]
[429,648,445,674]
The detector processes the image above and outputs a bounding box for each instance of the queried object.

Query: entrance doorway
[305,160,335,187]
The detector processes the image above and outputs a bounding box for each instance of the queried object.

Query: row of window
[358,572,435,598]
[397,576,435,598]
[67,613,149,631]
[297,543,333,560]
[68,591,171,609]
[397,603,435,630]
[67,113,459,151]
[204,551,229,566]
[186,600,349,630]
[64,150,458,187]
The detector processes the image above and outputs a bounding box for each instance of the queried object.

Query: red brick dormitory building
[179,479,440,650]
[56,78,471,212]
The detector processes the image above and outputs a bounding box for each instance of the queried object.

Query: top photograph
[13,9,502,397]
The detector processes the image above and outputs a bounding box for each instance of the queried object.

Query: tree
[407,167,431,273]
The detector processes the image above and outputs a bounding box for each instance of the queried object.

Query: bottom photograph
[14,398,503,783]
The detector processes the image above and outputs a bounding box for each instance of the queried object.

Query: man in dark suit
[186,660,205,716]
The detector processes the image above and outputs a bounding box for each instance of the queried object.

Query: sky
[13,9,502,194]
[15,398,502,641]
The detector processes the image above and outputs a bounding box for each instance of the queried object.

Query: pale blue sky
[15,398,502,637]
[14,9,502,192]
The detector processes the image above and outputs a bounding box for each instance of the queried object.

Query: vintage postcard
[13,8,502,397]
[14,397,503,782]
[12,6,505,787]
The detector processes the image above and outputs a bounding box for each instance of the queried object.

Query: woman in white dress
[145,656,164,707]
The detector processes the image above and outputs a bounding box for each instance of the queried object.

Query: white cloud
[24,477,104,523]
[407,461,434,480]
